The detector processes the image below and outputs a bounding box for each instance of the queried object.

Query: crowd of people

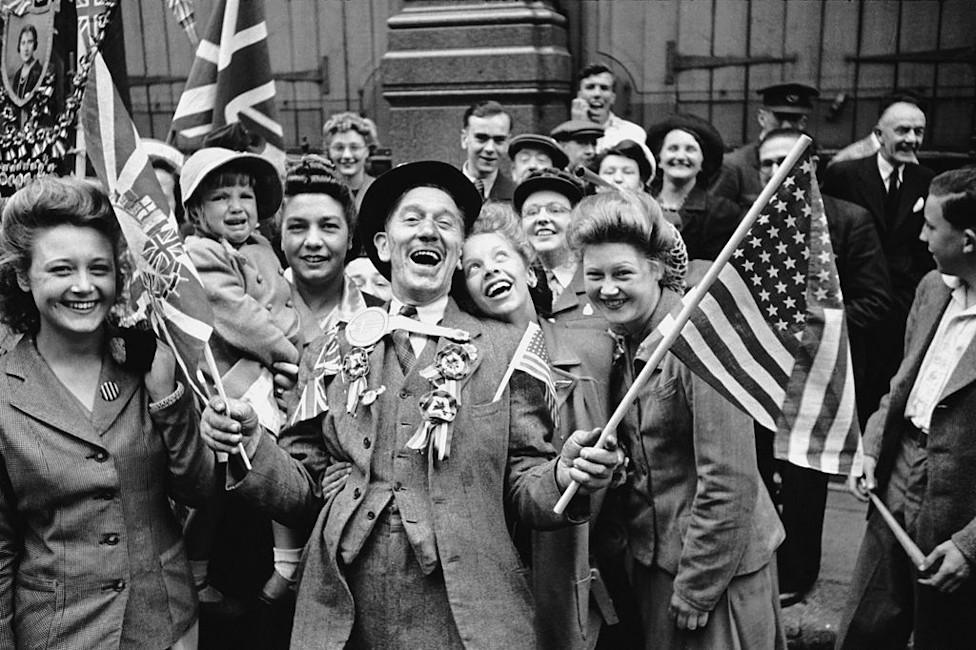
[0,60,973,650]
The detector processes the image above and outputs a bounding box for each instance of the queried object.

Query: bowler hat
[758,82,819,115]
[508,134,569,170]
[645,114,725,182]
[357,160,482,279]
[550,120,605,142]
[513,167,586,213]
[181,147,282,220]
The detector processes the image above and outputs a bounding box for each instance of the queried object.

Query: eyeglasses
[522,203,571,218]
[329,144,366,156]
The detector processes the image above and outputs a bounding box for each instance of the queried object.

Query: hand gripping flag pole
[554,135,814,515]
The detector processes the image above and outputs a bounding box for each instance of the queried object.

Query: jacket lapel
[434,299,484,393]
[551,265,589,315]
[898,282,953,396]
[90,354,140,436]
[6,338,102,445]
[856,157,886,233]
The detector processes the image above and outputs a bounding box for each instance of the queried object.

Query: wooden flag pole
[867,489,927,568]
[553,135,812,515]
[202,342,253,471]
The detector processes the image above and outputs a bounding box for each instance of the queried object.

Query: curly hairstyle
[569,190,678,270]
[322,111,379,150]
[470,201,537,268]
[0,177,127,334]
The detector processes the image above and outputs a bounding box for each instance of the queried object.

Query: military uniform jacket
[230,299,584,649]
[0,338,214,649]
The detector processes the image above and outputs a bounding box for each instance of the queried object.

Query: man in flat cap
[551,119,605,171]
[711,82,819,210]
[508,133,569,183]
[200,161,621,649]
[460,100,516,201]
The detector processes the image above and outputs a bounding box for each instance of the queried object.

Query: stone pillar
[381,0,571,168]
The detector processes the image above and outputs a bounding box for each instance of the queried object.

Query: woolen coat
[865,271,976,561]
[228,299,587,649]
[0,337,215,649]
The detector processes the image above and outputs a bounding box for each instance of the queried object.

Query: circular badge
[345,307,389,348]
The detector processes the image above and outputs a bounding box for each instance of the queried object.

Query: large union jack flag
[168,0,283,165]
[81,52,214,399]
[661,150,861,474]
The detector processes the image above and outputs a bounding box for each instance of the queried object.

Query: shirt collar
[461,161,497,195]
[550,259,578,289]
[942,275,976,313]
[876,151,902,183]
[390,294,449,325]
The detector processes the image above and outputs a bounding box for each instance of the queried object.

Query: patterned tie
[473,177,485,199]
[393,305,418,374]
[547,270,563,309]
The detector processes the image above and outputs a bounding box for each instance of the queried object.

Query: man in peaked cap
[508,133,570,183]
[551,119,605,171]
[711,82,820,210]
[201,160,622,648]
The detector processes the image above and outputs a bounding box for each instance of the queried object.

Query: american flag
[81,52,214,400]
[662,150,860,474]
[501,321,560,429]
[169,0,284,166]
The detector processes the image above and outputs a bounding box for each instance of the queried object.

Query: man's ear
[962,228,976,255]
[460,127,468,151]
[374,231,391,263]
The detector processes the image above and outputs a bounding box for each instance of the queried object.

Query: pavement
[782,481,868,649]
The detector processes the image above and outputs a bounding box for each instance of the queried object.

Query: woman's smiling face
[582,241,662,336]
[462,232,531,324]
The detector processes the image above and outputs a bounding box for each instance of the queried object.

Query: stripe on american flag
[662,150,860,474]
[510,322,559,429]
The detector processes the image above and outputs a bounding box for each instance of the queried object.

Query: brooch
[406,342,477,461]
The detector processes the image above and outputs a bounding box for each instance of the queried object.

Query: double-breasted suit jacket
[865,271,976,560]
[0,338,214,650]
[822,155,935,315]
[230,299,583,649]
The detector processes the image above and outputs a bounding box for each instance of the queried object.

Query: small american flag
[662,150,860,474]
[169,0,284,166]
[495,322,559,429]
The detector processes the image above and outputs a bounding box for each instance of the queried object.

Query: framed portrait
[1,2,54,107]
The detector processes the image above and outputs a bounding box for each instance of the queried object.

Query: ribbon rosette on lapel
[406,342,477,461]
[341,347,373,415]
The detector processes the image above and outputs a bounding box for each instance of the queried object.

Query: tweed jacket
[0,337,214,649]
[229,299,586,649]
[613,290,783,612]
[822,155,935,315]
[532,321,616,650]
[865,271,976,563]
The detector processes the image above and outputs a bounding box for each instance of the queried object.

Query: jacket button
[366,511,376,520]
[113,579,126,591]
[398,390,410,399]
[101,533,120,546]
[394,482,403,491]
[92,450,109,462]
[352,488,361,499]
[363,437,371,449]
[285,299,294,308]
[256,275,263,283]
[266,303,273,310]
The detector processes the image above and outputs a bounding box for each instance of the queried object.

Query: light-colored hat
[180,147,283,220]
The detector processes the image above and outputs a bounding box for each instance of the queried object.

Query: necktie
[393,305,418,374]
[473,177,485,199]
[884,169,901,220]
[547,270,563,309]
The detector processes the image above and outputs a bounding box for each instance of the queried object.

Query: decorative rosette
[408,342,478,461]
[341,347,373,414]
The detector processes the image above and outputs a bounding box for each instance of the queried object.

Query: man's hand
[556,428,624,494]
[848,455,877,502]
[919,540,973,593]
[321,462,352,500]
[200,396,262,459]
[570,96,589,122]
[669,592,710,631]
[272,361,299,410]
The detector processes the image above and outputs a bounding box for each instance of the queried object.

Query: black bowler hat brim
[357,160,483,280]
[646,113,726,181]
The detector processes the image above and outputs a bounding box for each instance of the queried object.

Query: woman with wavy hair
[0,177,213,649]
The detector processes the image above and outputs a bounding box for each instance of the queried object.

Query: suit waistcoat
[338,339,440,574]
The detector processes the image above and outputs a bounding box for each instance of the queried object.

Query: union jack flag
[81,52,214,400]
[662,149,860,474]
[168,0,284,166]
[76,0,114,56]
[289,328,342,426]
